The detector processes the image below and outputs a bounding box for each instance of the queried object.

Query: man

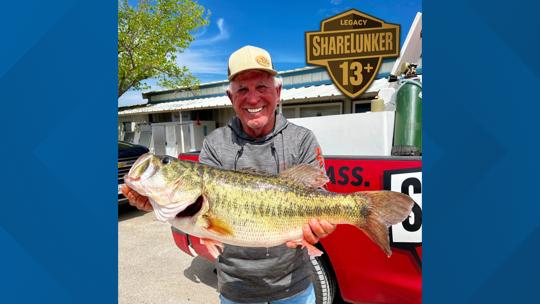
[122,45,336,303]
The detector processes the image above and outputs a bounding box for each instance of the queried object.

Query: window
[282,102,342,119]
[150,113,172,123]
[190,110,214,121]
[281,107,296,119]
[299,105,340,117]
[353,100,372,113]
[122,122,133,132]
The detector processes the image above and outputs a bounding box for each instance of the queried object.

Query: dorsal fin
[279,164,329,189]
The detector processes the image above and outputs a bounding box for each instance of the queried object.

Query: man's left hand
[286,219,336,249]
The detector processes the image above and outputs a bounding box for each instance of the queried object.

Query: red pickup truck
[172,153,422,304]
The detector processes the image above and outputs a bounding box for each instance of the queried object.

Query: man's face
[227,70,281,138]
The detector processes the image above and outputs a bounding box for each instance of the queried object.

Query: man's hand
[286,219,336,249]
[121,185,153,212]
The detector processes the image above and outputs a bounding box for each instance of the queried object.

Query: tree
[118,0,209,97]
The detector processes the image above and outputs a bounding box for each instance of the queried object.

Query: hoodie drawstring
[233,146,244,171]
[271,142,280,174]
[280,132,286,171]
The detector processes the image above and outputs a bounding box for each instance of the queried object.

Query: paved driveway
[119,206,220,304]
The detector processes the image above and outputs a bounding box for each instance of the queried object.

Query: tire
[310,255,337,304]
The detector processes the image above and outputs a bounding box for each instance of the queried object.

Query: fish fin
[358,191,415,257]
[200,238,223,259]
[280,164,329,189]
[204,215,234,237]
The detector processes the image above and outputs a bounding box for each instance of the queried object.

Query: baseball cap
[228,45,278,80]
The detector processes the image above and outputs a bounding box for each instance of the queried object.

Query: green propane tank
[392,79,422,156]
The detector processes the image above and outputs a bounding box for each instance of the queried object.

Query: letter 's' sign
[305,9,400,98]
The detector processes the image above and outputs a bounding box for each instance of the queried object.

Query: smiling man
[199,45,335,304]
[122,45,336,304]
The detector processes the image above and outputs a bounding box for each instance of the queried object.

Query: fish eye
[161,157,172,165]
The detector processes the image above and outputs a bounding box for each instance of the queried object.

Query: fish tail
[355,191,415,257]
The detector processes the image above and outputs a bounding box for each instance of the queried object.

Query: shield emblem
[306,10,400,98]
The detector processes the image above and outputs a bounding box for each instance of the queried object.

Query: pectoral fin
[203,215,234,237]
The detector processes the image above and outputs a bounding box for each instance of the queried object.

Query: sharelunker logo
[305,9,400,98]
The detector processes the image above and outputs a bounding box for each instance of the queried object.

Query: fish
[124,153,415,257]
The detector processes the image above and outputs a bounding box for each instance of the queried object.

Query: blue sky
[119,0,422,107]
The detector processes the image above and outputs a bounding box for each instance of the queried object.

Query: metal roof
[140,66,325,98]
[118,78,389,116]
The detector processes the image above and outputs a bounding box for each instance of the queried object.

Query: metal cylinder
[392,79,422,156]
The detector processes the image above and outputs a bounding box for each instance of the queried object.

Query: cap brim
[228,68,278,80]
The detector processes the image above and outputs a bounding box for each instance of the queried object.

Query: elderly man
[122,45,336,304]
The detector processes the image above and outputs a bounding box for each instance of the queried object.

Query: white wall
[289,112,395,156]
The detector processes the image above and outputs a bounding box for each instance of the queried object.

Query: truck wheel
[310,255,336,304]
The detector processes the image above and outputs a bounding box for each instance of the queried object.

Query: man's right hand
[121,185,153,211]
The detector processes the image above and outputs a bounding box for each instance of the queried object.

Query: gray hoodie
[199,113,324,303]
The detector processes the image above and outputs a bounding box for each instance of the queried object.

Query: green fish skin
[125,153,415,256]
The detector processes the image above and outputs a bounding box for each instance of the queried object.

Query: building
[118,62,397,140]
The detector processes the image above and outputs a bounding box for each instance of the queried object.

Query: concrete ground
[119,205,220,304]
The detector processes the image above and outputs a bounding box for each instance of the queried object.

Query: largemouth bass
[124,153,415,257]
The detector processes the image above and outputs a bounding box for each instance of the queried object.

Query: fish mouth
[126,153,159,183]
[175,195,205,218]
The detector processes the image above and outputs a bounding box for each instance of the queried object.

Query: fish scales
[202,166,364,247]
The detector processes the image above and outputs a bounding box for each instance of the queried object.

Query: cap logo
[255,55,270,67]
